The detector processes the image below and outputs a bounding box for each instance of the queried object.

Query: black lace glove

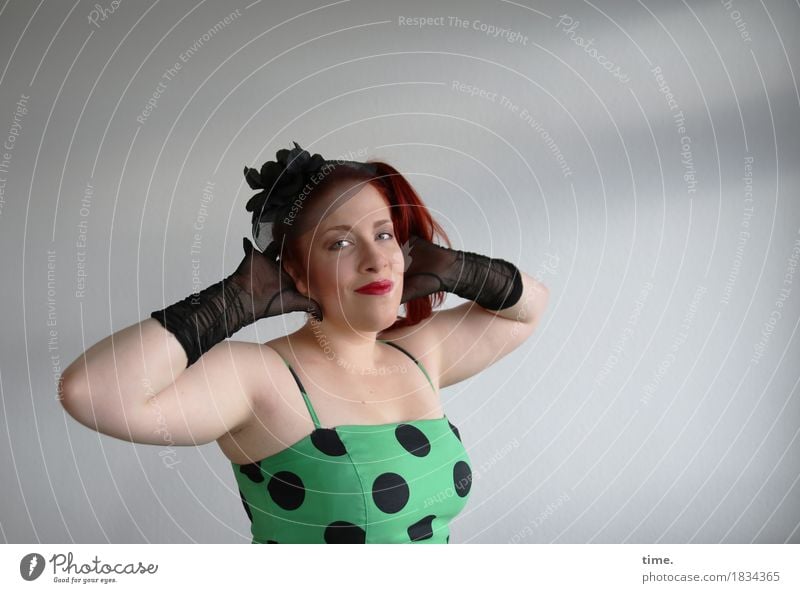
[151,237,323,367]
[400,234,524,311]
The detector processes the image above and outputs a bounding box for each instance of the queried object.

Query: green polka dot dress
[232,340,473,543]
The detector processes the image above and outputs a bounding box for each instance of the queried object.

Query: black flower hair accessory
[243,141,326,249]
[243,141,379,253]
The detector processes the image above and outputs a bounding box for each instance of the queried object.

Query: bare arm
[433,271,549,387]
[60,318,189,405]
[59,318,266,445]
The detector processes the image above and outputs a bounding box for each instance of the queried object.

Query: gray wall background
[1,0,798,544]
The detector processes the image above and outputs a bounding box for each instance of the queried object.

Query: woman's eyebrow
[322,219,392,234]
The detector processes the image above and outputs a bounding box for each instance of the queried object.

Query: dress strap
[278,357,322,429]
[379,339,437,396]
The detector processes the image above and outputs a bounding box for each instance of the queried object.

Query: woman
[59,142,549,544]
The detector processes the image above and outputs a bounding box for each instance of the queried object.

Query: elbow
[536,282,550,316]
[526,279,550,326]
[58,355,90,405]
[58,370,83,412]
[58,370,139,442]
[58,370,99,430]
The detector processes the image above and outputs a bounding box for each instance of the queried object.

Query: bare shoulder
[377,317,441,382]
[223,339,286,408]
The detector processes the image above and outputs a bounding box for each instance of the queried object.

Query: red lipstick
[355,279,394,295]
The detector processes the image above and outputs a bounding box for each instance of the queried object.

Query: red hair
[273,160,451,330]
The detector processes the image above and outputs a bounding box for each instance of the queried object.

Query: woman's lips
[355,280,394,295]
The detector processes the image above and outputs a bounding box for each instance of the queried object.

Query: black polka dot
[238,489,253,522]
[324,521,366,544]
[311,428,347,456]
[395,424,431,457]
[239,462,264,483]
[453,461,472,497]
[448,420,461,442]
[372,472,410,513]
[407,515,435,541]
[267,471,305,510]
[266,540,279,544]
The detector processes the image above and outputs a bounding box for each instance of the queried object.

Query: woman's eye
[329,231,394,250]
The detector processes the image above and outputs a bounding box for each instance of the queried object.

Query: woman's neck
[293,319,385,371]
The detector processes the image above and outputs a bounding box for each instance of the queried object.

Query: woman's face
[286,182,405,332]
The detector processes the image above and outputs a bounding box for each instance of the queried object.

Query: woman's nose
[360,241,390,272]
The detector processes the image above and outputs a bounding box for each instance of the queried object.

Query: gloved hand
[151,237,323,368]
[400,234,524,311]
[230,237,323,322]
